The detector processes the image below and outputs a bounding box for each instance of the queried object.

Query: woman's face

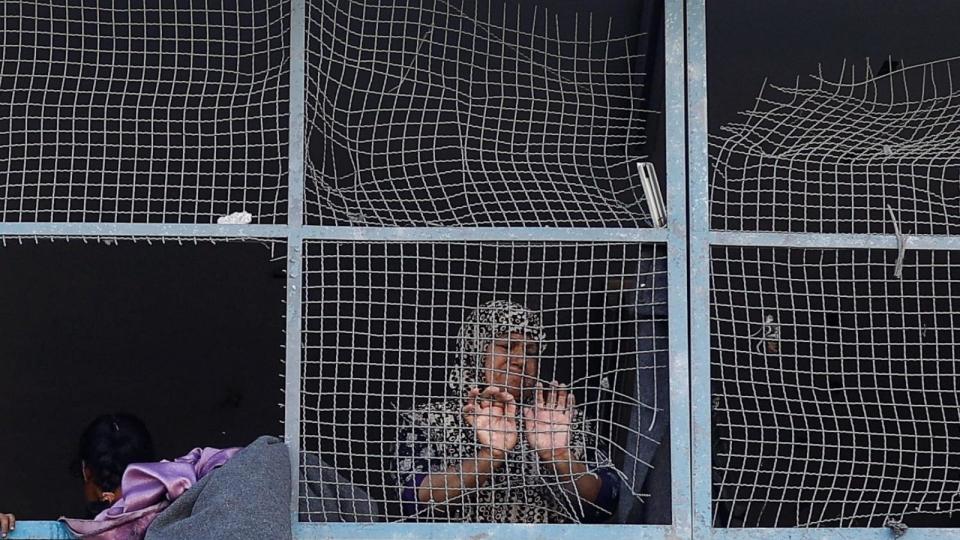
[81,464,118,516]
[483,332,539,400]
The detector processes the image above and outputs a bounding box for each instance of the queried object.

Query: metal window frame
[8,1,960,539]
[4,0,688,538]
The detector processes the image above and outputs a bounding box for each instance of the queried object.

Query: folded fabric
[61,446,239,539]
[144,436,293,540]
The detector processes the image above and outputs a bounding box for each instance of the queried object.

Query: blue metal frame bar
[14,522,960,539]
[294,523,675,540]
[0,222,290,238]
[17,225,960,251]
[2,521,72,539]
[664,0,692,537]
[710,231,960,251]
[285,0,307,524]
[710,529,960,540]
[684,0,713,538]
[300,226,670,242]
[0,223,671,242]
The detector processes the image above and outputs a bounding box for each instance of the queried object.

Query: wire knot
[884,516,908,538]
[886,204,909,279]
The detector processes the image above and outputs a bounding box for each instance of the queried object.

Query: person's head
[76,413,155,514]
[451,300,547,401]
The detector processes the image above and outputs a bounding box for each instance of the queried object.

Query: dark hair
[77,413,155,492]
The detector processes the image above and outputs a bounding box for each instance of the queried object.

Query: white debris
[217,211,253,225]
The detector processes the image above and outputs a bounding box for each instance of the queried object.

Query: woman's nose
[509,357,527,371]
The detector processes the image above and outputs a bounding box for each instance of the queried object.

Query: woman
[393,299,621,523]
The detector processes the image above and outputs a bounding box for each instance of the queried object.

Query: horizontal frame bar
[710,528,960,540]
[709,231,960,250]
[0,222,290,239]
[295,523,674,540]
[301,226,670,242]
[3,521,73,539]
[0,223,672,243]
[16,520,960,539]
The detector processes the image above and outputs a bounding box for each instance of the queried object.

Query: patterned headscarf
[447,299,548,396]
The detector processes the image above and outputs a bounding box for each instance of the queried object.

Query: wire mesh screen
[300,241,668,523]
[710,57,960,235]
[304,0,656,227]
[711,246,960,528]
[0,1,289,224]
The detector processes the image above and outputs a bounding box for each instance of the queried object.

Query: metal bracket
[637,161,667,228]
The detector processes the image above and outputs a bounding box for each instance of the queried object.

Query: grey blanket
[145,436,293,540]
[143,436,379,539]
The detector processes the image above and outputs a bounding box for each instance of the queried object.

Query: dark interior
[0,240,285,519]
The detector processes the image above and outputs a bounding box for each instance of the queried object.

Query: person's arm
[540,452,621,522]
[416,447,505,504]
[397,386,518,512]
[539,449,602,502]
[418,386,517,504]
[0,513,15,539]
[525,382,620,521]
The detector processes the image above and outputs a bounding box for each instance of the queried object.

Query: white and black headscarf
[447,299,547,396]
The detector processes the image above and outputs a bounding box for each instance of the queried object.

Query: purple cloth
[61,447,239,540]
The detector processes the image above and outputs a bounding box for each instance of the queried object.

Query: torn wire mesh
[305,0,655,227]
[0,1,289,223]
[300,241,668,522]
[710,57,960,235]
[711,246,960,527]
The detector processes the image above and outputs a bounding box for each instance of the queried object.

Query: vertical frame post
[685,0,713,537]
[663,0,693,537]
[286,0,307,524]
